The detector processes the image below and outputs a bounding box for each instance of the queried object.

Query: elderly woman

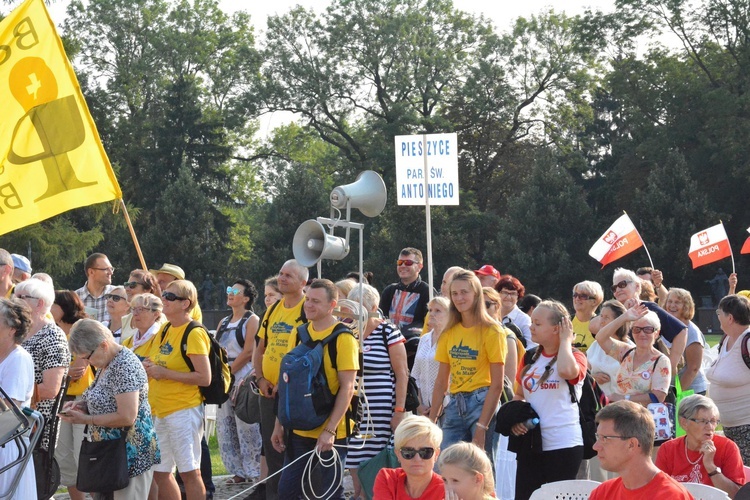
[665,288,707,395]
[412,296,450,417]
[572,280,604,352]
[121,270,162,343]
[656,394,745,497]
[594,304,671,406]
[344,283,409,500]
[51,291,92,500]
[373,415,445,499]
[60,319,159,499]
[495,275,532,348]
[105,286,131,343]
[16,279,71,454]
[121,293,165,360]
[429,270,506,467]
[142,280,210,500]
[512,300,587,499]
[215,279,262,484]
[610,268,686,376]
[706,294,750,465]
[0,298,36,499]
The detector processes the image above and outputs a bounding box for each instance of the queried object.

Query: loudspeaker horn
[292,219,350,267]
[330,170,387,217]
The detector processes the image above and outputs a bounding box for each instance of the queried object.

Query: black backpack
[216,311,253,349]
[161,321,234,405]
[523,347,607,459]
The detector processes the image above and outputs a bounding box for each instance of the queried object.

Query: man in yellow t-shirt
[270,279,358,500]
[251,259,308,499]
[150,263,203,323]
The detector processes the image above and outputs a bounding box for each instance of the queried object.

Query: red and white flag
[688,224,732,269]
[589,214,644,267]
[741,227,750,254]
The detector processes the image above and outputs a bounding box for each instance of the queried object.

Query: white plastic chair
[204,403,217,438]
[681,482,730,500]
[529,479,601,499]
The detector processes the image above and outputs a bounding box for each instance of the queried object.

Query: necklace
[684,437,703,465]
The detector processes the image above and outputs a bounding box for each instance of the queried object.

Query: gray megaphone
[292,220,350,267]
[330,170,387,217]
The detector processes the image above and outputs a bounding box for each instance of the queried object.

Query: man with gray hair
[589,400,692,499]
[0,249,14,298]
[251,259,308,500]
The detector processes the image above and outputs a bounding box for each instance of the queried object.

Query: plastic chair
[204,403,217,437]
[681,482,730,500]
[528,479,601,499]
[744,465,750,484]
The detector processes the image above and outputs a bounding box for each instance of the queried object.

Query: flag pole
[721,220,736,274]
[624,211,655,269]
[119,199,148,271]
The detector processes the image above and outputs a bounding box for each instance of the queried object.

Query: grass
[705,333,722,347]
[207,432,228,476]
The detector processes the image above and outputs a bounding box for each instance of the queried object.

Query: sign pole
[422,134,434,300]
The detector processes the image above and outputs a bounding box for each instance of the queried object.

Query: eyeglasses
[397,259,419,267]
[132,307,158,315]
[632,326,656,334]
[123,281,146,289]
[572,293,595,300]
[595,434,631,443]
[499,290,518,298]
[162,291,187,302]
[687,417,721,427]
[227,286,242,296]
[105,294,126,302]
[92,267,115,273]
[399,447,435,460]
[81,346,98,360]
[16,294,39,301]
[484,301,497,309]
[610,280,632,293]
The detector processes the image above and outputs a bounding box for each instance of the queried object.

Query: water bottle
[523,417,540,430]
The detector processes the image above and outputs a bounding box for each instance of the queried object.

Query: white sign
[394,133,459,205]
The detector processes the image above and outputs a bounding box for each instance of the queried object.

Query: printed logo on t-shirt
[449,340,479,360]
[270,322,295,335]
[159,341,174,356]
[522,365,560,393]
[390,290,420,328]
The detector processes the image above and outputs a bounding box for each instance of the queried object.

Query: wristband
[394,407,406,413]
[476,422,489,431]
[323,427,337,436]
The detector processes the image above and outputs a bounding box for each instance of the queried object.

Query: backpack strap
[179,320,204,372]
[234,311,253,349]
[742,331,750,369]
[621,347,636,363]
[215,316,232,343]
[260,300,281,340]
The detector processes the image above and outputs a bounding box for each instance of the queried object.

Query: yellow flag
[0,0,122,236]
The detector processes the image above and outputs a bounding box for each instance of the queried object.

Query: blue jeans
[277,433,348,500]
[441,386,499,469]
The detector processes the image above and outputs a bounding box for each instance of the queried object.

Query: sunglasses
[162,291,187,302]
[610,280,632,293]
[227,286,242,296]
[572,293,594,300]
[123,281,146,289]
[105,294,127,302]
[632,326,656,334]
[132,307,158,315]
[397,259,419,267]
[400,447,435,460]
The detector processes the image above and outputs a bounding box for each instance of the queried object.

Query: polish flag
[741,227,750,254]
[589,214,644,267]
[688,224,732,269]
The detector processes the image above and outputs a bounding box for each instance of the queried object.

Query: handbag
[404,376,420,412]
[76,427,130,493]
[234,376,261,424]
[357,446,399,500]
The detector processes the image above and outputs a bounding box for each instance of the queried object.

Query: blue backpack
[277,322,352,431]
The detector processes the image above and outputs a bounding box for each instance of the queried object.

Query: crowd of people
[0,244,749,500]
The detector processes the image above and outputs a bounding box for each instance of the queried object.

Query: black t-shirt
[643,301,686,343]
[379,277,434,333]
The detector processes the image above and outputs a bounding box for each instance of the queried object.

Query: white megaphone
[329,170,387,217]
[292,220,350,267]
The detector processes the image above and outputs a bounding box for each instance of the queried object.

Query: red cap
[475,265,501,279]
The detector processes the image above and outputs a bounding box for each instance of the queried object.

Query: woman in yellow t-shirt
[428,269,506,466]
[51,290,92,500]
[142,280,210,500]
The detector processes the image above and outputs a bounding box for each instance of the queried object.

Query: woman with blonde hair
[429,269,506,465]
[438,442,495,500]
[665,288,707,394]
[373,415,445,499]
[571,280,604,352]
[513,300,588,499]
